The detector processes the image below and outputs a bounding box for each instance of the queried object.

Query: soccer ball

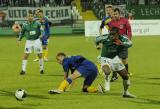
[15,89,27,101]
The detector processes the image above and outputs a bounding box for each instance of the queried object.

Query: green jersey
[18,20,43,41]
[96,34,132,58]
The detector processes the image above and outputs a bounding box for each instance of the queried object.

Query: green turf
[0,36,160,109]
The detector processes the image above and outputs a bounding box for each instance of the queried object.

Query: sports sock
[105,75,110,81]
[39,58,44,71]
[43,49,48,59]
[123,80,130,94]
[22,60,27,72]
[58,79,71,91]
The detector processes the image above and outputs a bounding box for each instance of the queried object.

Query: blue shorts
[77,60,98,86]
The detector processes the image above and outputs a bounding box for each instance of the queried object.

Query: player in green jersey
[95,27,136,98]
[18,11,44,75]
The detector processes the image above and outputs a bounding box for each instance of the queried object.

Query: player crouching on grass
[48,52,104,94]
[96,27,136,98]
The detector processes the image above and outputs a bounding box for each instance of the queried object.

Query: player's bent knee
[102,65,111,75]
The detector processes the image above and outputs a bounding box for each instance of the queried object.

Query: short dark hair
[37,9,43,13]
[114,8,121,14]
[110,27,119,34]
[106,5,113,9]
[28,10,34,15]
[56,52,66,57]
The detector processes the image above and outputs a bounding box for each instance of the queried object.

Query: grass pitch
[0,35,160,109]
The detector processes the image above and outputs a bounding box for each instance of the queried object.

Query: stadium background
[0,0,160,109]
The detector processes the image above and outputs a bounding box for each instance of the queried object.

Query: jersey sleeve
[121,35,132,48]
[62,62,70,73]
[95,35,108,45]
[100,16,112,29]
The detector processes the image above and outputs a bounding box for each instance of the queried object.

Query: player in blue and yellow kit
[48,52,104,94]
[99,5,113,36]
[34,9,50,61]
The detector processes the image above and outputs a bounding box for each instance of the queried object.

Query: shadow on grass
[0,90,14,96]
[0,106,35,109]
[147,77,160,80]
[44,74,63,77]
[29,94,50,100]
[0,90,50,100]
[128,97,160,105]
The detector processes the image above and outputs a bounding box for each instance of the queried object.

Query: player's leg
[34,39,44,74]
[117,69,136,98]
[82,71,99,93]
[20,53,30,75]
[111,47,128,81]
[49,70,82,94]
[42,35,49,61]
[122,58,132,76]
[102,65,111,91]
[37,53,44,74]
[43,45,48,61]
[20,41,32,75]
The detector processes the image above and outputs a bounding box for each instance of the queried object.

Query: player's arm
[99,21,105,36]
[95,36,107,50]
[121,36,132,48]
[64,72,69,80]
[18,23,26,41]
[126,19,132,40]
[63,64,70,80]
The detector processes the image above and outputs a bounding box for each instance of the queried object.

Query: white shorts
[97,56,125,71]
[24,39,42,54]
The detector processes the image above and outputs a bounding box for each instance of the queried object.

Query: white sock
[104,75,110,91]
[123,80,130,95]
[105,75,110,81]
[39,58,44,71]
[22,60,27,72]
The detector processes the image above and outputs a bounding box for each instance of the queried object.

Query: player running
[34,9,50,61]
[18,11,44,75]
[96,27,136,98]
[48,52,104,94]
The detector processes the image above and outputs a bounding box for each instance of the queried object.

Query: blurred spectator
[128,12,134,20]
[0,0,74,7]
[139,0,145,4]
[150,0,158,4]
[35,0,40,7]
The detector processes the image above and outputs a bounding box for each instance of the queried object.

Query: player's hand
[114,39,122,45]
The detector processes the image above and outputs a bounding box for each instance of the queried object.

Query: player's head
[109,27,119,40]
[27,11,34,22]
[36,9,43,18]
[105,5,113,16]
[113,8,121,20]
[56,52,67,64]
